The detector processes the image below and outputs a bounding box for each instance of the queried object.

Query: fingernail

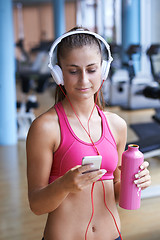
[137,184,141,188]
[101,169,107,174]
[134,180,138,184]
[135,174,139,179]
[140,165,144,170]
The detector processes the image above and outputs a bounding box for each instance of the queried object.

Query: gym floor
[0,82,160,240]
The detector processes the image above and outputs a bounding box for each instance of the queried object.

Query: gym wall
[13,2,76,53]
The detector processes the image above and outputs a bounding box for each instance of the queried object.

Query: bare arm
[26,111,69,215]
[113,116,127,202]
[104,112,127,202]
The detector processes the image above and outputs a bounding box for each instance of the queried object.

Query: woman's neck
[62,97,97,119]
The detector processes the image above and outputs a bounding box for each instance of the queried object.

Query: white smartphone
[82,155,102,173]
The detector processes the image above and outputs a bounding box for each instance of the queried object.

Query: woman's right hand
[62,165,107,193]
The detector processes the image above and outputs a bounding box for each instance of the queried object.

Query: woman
[26,27,151,240]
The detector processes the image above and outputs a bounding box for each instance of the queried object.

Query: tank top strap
[96,105,117,147]
[54,102,65,120]
[54,102,71,141]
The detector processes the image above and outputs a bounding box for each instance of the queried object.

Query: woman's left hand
[134,161,151,190]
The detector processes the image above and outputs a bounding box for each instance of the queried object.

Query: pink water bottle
[119,144,144,210]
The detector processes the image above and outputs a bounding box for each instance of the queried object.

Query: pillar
[0,0,17,145]
[122,0,140,71]
[52,0,66,39]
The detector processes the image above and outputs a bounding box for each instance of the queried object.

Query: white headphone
[48,29,113,85]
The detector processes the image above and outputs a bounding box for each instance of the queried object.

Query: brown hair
[54,26,105,110]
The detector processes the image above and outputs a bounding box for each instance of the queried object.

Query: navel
[92,226,96,232]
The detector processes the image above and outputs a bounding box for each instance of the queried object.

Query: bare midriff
[43,180,121,240]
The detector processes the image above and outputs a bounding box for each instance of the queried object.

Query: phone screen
[82,155,102,173]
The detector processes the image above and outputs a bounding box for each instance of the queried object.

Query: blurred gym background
[0,0,160,240]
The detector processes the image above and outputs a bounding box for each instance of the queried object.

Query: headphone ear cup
[101,60,111,81]
[50,65,64,85]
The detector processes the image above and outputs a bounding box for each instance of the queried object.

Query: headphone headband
[48,29,113,85]
[48,29,113,67]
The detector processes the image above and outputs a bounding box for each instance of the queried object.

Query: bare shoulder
[26,106,59,152]
[104,110,127,129]
[103,110,127,145]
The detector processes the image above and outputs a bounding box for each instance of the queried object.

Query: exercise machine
[105,44,160,109]
[16,40,53,140]
[144,44,160,123]
[127,44,160,159]
[103,43,130,106]
[121,44,159,110]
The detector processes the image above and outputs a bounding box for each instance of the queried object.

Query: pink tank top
[49,102,118,183]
